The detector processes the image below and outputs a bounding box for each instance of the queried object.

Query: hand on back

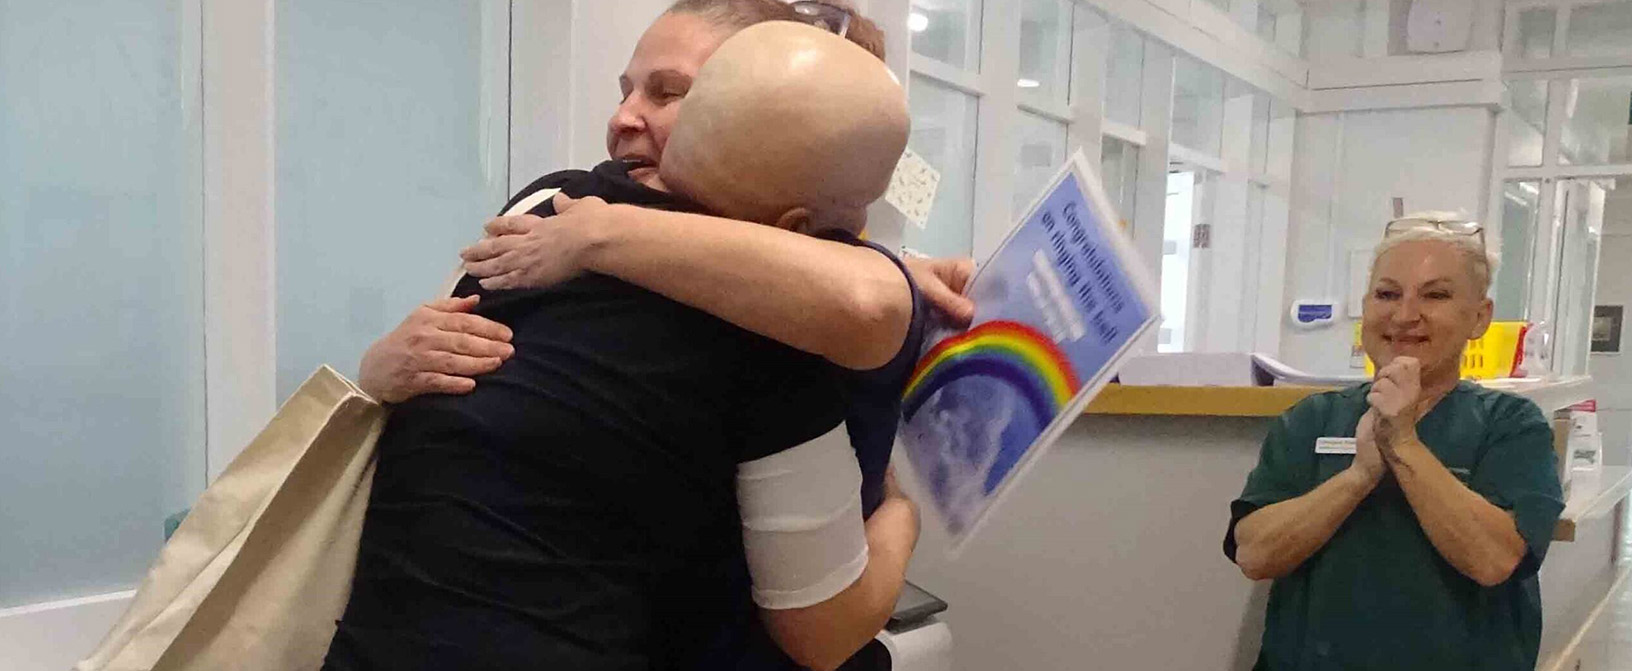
[358,295,514,403]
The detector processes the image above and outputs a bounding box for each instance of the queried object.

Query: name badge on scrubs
[1315,437,1358,455]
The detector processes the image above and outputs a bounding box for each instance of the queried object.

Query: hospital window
[1495,0,1632,375]
[275,0,508,400]
[0,0,206,610]
[1514,8,1555,60]
[1016,0,1072,108]
[1013,111,1070,216]
[909,0,983,72]
[1506,79,1547,168]
[1549,178,1607,378]
[905,0,1295,355]
[1566,2,1632,59]
[1104,23,1146,128]
[1100,137,1140,230]
[905,0,983,258]
[1559,77,1632,166]
[906,75,980,258]
[1011,0,1073,218]
[1170,56,1226,159]
[1494,180,1541,322]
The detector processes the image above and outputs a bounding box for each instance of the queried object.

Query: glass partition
[1104,25,1146,128]
[1171,57,1225,156]
[274,0,506,399]
[1017,0,1072,105]
[910,0,984,71]
[1559,76,1632,166]
[0,0,205,607]
[905,75,980,257]
[1495,181,1542,321]
[1507,80,1548,167]
[1567,2,1632,59]
[1012,111,1069,216]
[1552,179,1607,377]
[1516,8,1556,60]
[1101,137,1141,230]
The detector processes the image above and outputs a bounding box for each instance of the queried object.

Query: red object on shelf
[1510,322,1530,378]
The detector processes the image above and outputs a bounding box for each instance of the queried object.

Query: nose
[609,96,647,137]
[1394,295,1423,325]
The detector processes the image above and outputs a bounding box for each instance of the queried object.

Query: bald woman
[322,22,920,671]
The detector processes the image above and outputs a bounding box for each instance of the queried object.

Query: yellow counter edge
[1084,384,1334,418]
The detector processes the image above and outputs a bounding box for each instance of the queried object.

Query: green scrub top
[1225,381,1564,671]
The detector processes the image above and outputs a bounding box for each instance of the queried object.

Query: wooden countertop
[1083,384,1332,417]
[1555,466,1632,542]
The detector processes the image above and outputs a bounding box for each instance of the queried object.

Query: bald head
[659,21,909,235]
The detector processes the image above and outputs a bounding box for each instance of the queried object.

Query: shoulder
[816,229,927,374]
[500,168,589,216]
[1460,382,1551,436]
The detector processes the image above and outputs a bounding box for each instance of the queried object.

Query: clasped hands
[1351,357,1430,485]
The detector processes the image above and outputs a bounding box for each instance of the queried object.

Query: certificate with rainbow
[898,150,1158,550]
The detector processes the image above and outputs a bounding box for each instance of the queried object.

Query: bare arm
[761,481,918,671]
[1367,357,1528,586]
[461,196,913,370]
[1233,468,1378,581]
[1234,407,1392,580]
[1385,432,1527,586]
[582,203,913,371]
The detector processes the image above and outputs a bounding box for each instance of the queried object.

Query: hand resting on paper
[903,256,976,327]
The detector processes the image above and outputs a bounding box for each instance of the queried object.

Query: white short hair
[1370,210,1500,296]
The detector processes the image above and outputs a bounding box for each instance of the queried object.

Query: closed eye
[648,83,688,104]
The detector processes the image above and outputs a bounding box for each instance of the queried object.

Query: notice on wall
[897,151,1159,552]
[885,147,940,230]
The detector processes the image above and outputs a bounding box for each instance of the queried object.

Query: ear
[773,207,814,234]
[1469,297,1494,341]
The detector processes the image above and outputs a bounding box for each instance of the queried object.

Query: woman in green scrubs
[1225,214,1565,671]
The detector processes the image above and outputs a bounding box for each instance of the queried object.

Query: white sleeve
[737,422,869,610]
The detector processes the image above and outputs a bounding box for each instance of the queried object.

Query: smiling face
[606,11,734,188]
[1361,239,1494,384]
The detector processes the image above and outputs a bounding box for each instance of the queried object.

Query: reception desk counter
[905,376,1618,671]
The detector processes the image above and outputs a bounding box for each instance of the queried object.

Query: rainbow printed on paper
[902,320,1081,423]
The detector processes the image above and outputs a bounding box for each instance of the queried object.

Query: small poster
[897,151,1159,551]
[885,147,940,230]
[1593,305,1623,354]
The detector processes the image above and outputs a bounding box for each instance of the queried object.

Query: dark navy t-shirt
[323,161,925,671]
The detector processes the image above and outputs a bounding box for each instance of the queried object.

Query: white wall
[1591,190,1632,464]
[905,416,1274,671]
[1279,107,1495,376]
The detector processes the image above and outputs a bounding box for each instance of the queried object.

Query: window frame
[1494,0,1632,374]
